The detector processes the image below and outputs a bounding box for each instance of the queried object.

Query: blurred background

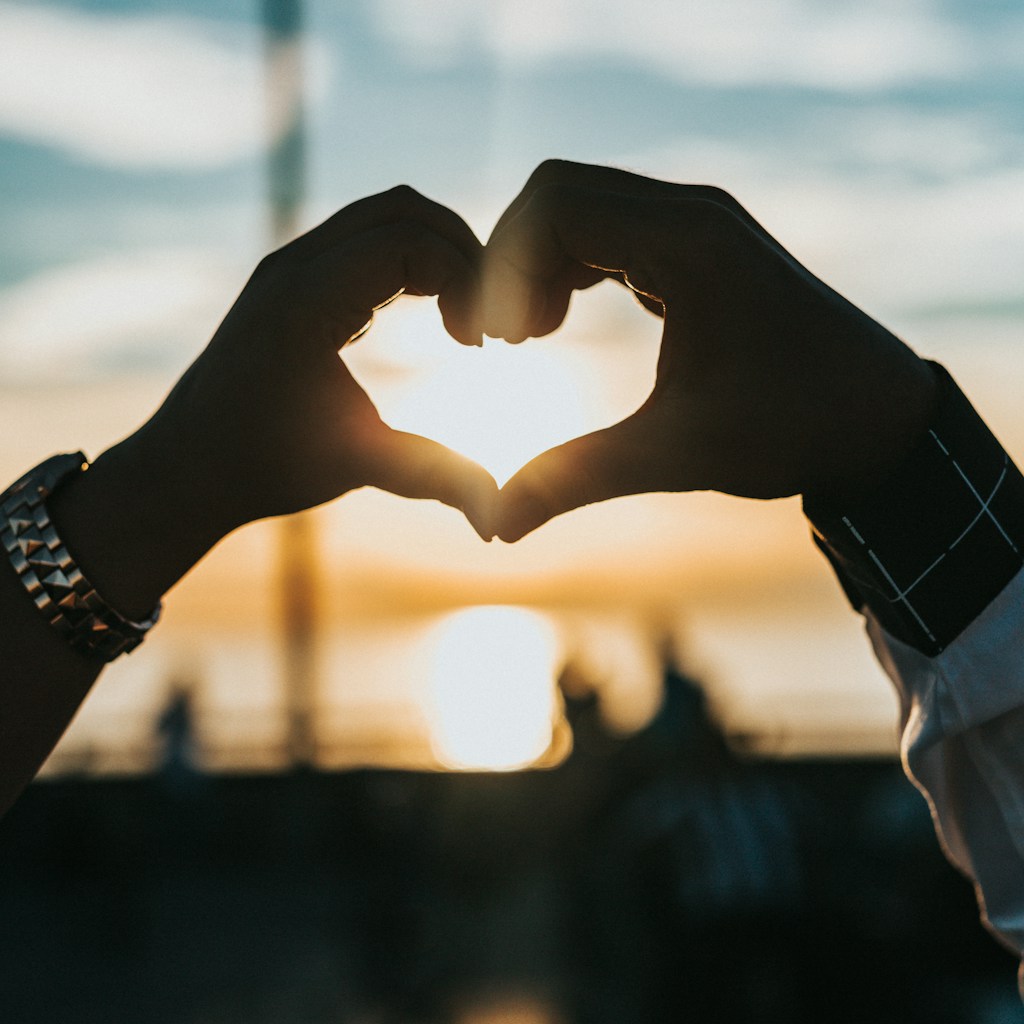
[2,0,1024,1020]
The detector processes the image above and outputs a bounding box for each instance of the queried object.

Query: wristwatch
[1,452,161,662]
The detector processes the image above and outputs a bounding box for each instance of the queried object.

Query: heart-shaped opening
[343,281,661,489]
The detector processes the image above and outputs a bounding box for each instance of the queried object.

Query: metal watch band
[1,452,161,662]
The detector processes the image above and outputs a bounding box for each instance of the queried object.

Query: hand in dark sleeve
[484,159,937,541]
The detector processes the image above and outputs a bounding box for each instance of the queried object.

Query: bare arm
[0,186,497,817]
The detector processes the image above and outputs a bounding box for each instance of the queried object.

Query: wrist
[805,354,940,506]
[48,424,230,621]
[805,363,1024,654]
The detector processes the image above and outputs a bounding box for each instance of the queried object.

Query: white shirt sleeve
[804,362,1024,991]
[866,566,1024,990]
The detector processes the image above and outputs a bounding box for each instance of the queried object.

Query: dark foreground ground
[1,672,1021,1024]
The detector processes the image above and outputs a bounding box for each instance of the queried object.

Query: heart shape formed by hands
[202,166,931,550]
[344,286,658,508]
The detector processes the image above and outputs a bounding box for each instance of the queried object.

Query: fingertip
[495,520,535,544]
[368,430,499,540]
[494,488,549,543]
[479,256,532,341]
[445,310,484,347]
[494,427,631,540]
[438,272,484,348]
[460,466,500,541]
[451,328,484,348]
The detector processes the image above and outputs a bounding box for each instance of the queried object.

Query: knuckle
[675,196,739,242]
[254,247,289,278]
[385,182,421,204]
[390,217,433,252]
[528,158,577,189]
[685,187,755,233]
[692,184,738,209]
[352,184,424,218]
[527,181,579,218]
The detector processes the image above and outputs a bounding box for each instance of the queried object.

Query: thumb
[495,416,659,542]
[482,184,660,343]
[366,428,499,542]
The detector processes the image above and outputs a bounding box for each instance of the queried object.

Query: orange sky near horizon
[5,275,1024,772]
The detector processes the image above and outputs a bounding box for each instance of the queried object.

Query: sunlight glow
[344,302,595,486]
[427,606,561,771]
[457,994,561,1024]
[394,340,588,486]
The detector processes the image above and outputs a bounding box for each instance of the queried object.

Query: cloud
[0,1,328,169]
[373,0,973,91]
[0,248,242,381]
[805,106,1022,178]
[614,132,1024,319]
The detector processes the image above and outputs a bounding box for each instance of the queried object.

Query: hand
[0,186,499,817]
[149,184,496,535]
[482,160,938,541]
[50,187,498,619]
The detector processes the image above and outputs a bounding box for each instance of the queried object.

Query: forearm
[47,422,229,621]
[0,188,495,817]
[0,530,102,816]
[0,425,226,817]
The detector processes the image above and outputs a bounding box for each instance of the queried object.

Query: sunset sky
[2,0,1023,770]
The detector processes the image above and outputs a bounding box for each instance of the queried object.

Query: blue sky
[1,0,1023,382]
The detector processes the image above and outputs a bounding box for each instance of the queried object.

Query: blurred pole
[261,0,319,768]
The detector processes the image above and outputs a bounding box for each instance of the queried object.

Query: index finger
[488,160,686,242]
[295,219,483,347]
[482,183,670,341]
[279,184,483,267]
[488,160,770,296]
[367,428,499,542]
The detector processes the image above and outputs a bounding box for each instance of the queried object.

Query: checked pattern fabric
[806,363,1024,656]
[1,452,160,662]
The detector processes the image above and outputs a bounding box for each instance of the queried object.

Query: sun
[426,606,561,771]
[342,299,597,487]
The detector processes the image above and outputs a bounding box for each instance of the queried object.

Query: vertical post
[261,0,318,768]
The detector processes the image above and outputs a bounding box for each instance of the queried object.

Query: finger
[303,221,482,347]
[366,429,499,542]
[278,184,483,267]
[491,159,785,256]
[487,160,680,242]
[632,288,666,318]
[487,160,729,284]
[485,182,779,345]
[483,161,668,341]
[483,184,666,342]
[494,415,661,542]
